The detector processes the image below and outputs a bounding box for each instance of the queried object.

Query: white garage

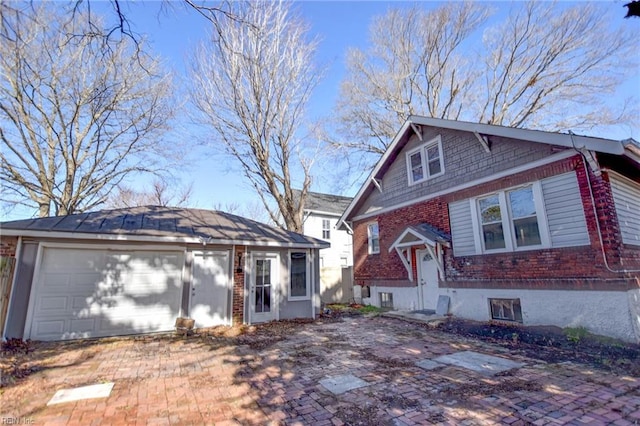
[2,205,329,342]
[26,246,185,341]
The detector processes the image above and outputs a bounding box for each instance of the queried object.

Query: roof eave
[0,229,330,249]
[409,116,625,155]
[337,119,414,229]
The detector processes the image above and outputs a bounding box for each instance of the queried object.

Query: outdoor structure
[0,206,328,341]
[338,116,640,342]
[298,191,354,304]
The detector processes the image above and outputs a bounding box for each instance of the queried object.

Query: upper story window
[406,136,444,185]
[475,183,548,253]
[368,222,380,254]
[322,219,331,239]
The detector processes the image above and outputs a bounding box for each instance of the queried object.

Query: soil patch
[434,317,640,376]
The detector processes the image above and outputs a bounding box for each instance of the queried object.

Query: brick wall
[232,246,246,325]
[0,236,18,257]
[353,154,639,291]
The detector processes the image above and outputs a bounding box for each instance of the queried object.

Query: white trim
[248,251,280,324]
[367,222,380,254]
[405,135,444,186]
[471,182,550,254]
[23,243,43,340]
[351,150,576,223]
[409,116,625,155]
[287,249,311,301]
[474,132,491,153]
[0,230,329,249]
[2,236,22,340]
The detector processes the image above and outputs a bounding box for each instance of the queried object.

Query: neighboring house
[0,206,328,341]
[298,191,354,304]
[337,116,640,342]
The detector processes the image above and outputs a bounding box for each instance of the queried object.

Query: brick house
[337,116,640,342]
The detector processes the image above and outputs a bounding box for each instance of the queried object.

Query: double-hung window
[289,251,310,300]
[368,222,380,254]
[322,219,331,239]
[406,136,444,185]
[475,183,548,253]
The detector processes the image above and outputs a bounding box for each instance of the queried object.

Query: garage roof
[1,206,330,249]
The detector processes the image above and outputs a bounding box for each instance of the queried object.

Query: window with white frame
[289,252,310,300]
[406,136,444,185]
[368,222,380,254]
[474,183,548,253]
[322,219,331,239]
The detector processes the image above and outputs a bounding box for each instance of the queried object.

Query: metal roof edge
[0,229,330,249]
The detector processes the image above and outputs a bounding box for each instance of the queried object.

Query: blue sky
[2,1,638,221]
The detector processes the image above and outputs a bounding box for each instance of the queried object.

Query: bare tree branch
[330,1,637,177]
[0,3,176,217]
[189,0,321,232]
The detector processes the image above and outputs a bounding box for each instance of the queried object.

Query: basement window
[489,298,523,323]
[380,292,394,309]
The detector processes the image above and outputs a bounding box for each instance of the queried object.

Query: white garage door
[28,247,184,341]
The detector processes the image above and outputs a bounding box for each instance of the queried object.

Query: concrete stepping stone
[47,382,115,405]
[416,359,444,370]
[319,374,369,395]
[432,351,524,376]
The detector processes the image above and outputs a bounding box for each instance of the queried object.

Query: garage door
[28,247,184,341]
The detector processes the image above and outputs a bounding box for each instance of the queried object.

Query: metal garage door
[28,247,184,341]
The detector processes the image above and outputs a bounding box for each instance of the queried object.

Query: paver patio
[1,316,639,425]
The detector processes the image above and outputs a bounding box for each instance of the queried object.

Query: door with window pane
[251,254,277,323]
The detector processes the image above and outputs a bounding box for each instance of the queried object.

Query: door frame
[248,251,280,324]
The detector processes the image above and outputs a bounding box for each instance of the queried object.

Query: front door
[251,254,278,323]
[191,251,230,328]
[417,248,439,311]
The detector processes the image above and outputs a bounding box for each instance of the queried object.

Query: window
[380,292,394,309]
[322,219,331,239]
[474,183,547,253]
[489,298,523,323]
[289,252,309,300]
[368,222,380,254]
[406,136,444,185]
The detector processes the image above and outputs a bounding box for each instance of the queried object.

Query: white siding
[610,174,640,246]
[449,199,477,256]
[541,172,590,248]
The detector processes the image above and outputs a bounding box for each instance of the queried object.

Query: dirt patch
[434,317,640,376]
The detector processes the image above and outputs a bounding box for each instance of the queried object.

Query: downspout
[571,132,640,274]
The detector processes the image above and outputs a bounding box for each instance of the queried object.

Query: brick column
[232,246,246,325]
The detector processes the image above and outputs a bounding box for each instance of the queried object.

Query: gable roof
[338,116,638,230]
[1,205,329,249]
[299,191,352,216]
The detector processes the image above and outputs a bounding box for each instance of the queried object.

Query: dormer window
[406,136,444,185]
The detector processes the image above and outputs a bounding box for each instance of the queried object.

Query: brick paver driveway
[2,316,639,425]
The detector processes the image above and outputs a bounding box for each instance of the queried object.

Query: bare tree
[334,1,636,162]
[107,179,193,209]
[335,3,490,156]
[0,3,175,217]
[189,0,321,232]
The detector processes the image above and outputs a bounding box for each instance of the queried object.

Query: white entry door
[190,251,231,328]
[417,249,439,311]
[250,253,278,323]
